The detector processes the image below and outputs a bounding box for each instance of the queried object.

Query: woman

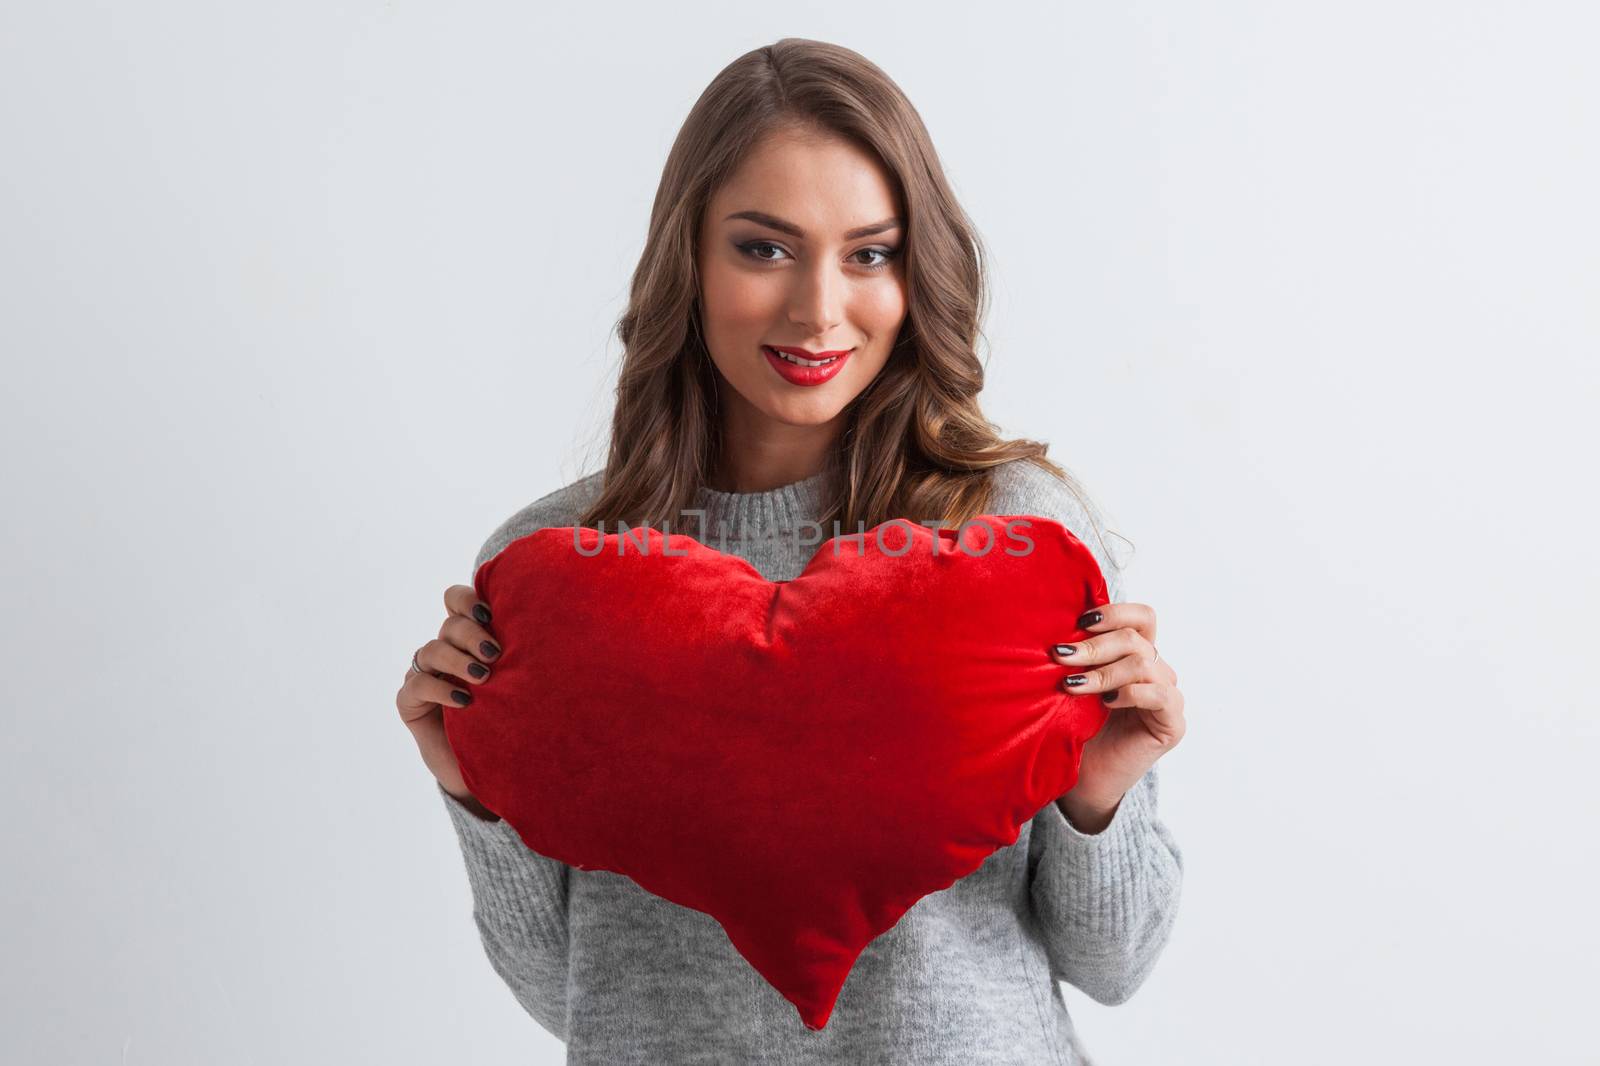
[396,37,1186,1065]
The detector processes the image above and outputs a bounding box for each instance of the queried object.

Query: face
[696,126,909,439]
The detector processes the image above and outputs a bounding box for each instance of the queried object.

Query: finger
[440,612,502,666]
[445,583,494,626]
[1100,682,1186,746]
[418,635,494,686]
[1049,627,1145,667]
[1099,680,1162,709]
[1078,601,1157,649]
[395,668,475,725]
[1059,645,1161,695]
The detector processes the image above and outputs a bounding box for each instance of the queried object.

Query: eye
[738,240,903,271]
[853,246,901,271]
[738,240,791,264]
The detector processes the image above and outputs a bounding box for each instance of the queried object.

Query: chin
[756,394,851,427]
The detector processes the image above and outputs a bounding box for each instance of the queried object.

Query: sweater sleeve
[438,781,572,1039]
[1026,762,1184,1004]
[437,483,606,1037]
[1010,458,1185,1004]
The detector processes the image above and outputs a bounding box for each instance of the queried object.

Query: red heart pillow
[444,514,1111,1031]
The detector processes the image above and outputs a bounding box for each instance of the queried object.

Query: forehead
[709,128,901,230]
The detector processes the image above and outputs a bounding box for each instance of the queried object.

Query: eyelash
[737,240,902,272]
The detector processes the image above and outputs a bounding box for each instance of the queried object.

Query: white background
[3,3,1596,1063]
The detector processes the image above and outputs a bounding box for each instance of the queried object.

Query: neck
[707,408,847,494]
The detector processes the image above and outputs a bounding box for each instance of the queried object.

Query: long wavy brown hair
[577,37,1109,547]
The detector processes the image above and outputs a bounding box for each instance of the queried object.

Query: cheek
[702,263,783,337]
[852,279,908,336]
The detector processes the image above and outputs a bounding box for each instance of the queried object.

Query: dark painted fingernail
[473,603,492,624]
[1102,689,1118,703]
[1062,674,1088,688]
[1077,610,1102,628]
[480,641,500,658]
[1053,643,1076,657]
[451,689,472,706]
[467,662,488,679]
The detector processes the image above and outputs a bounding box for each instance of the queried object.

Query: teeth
[768,348,839,367]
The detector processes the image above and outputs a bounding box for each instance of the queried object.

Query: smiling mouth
[763,346,846,367]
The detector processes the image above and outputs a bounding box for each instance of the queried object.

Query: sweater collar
[692,468,838,536]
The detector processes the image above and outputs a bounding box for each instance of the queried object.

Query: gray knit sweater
[437,457,1183,1064]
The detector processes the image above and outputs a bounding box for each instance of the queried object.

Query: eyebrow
[723,210,903,241]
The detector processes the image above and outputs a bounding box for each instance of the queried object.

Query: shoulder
[473,469,607,573]
[986,457,1128,602]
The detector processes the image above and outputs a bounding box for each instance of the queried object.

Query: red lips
[762,345,853,387]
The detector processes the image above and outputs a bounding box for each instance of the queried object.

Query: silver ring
[1153,646,1160,661]
[410,647,426,675]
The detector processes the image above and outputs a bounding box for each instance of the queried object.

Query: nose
[786,258,844,339]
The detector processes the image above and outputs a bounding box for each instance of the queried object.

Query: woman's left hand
[1049,601,1186,831]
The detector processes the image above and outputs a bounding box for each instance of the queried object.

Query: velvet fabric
[443,513,1112,1031]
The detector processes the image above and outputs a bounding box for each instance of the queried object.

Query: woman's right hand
[396,583,502,821]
